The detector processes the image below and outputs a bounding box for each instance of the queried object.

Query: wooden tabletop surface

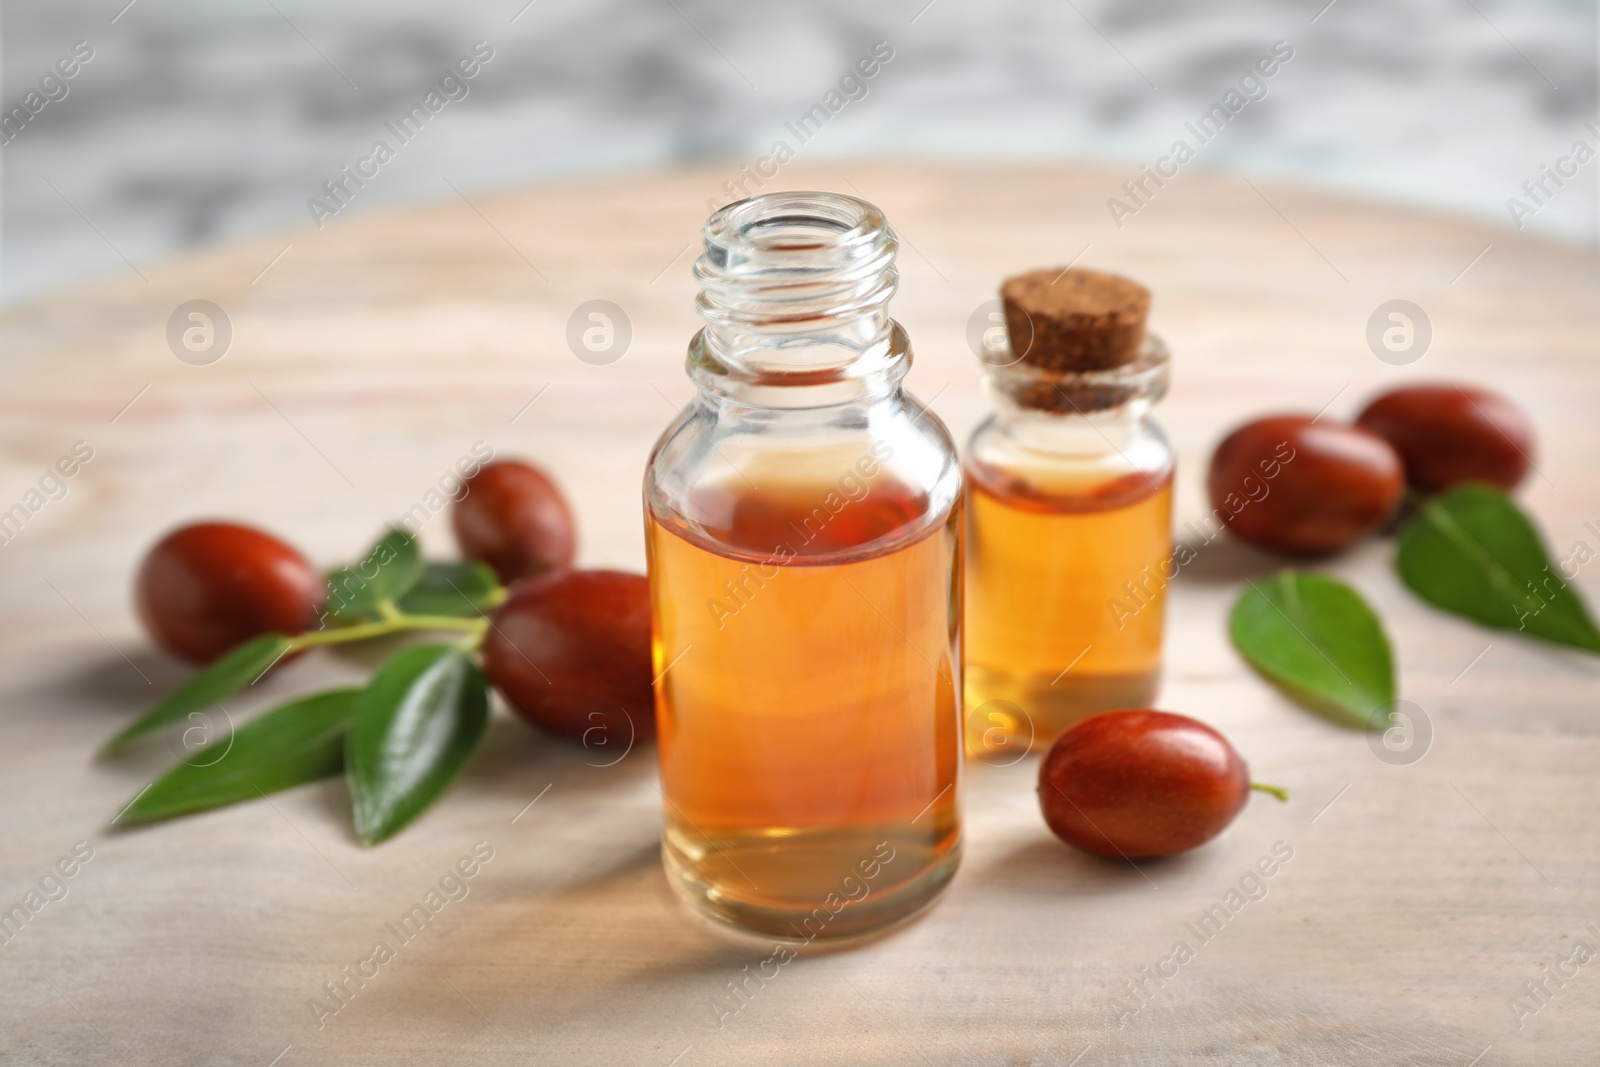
[2,162,1598,1066]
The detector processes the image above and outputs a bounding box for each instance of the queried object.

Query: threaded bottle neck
[692,192,901,388]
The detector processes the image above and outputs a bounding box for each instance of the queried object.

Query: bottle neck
[689,192,908,409]
[978,332,1170,457]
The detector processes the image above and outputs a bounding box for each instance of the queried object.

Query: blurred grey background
[1,0,1596,305]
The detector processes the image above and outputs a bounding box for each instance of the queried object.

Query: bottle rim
[700,191,889,275]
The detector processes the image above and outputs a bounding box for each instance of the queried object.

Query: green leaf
[346,644,488,845]
[324,528,424,619]
[1397,485,1600,654]
[103,633,293,752]
[118,689,359,823]
[1230,570,1395,730]
[395,561,503,618]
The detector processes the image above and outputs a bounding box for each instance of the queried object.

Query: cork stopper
[999,267,1151,372]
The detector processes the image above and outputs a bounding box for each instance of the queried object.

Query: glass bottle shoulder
[965,407,1174,514]
[646,391,962,565]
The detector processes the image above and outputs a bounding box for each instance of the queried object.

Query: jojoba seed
[136,521,323,665]
[1208,414,1403,555]
[1356,383,1533,493]
[483,569,654,748]
[1039,710,1250,859]
[452,460,577,584]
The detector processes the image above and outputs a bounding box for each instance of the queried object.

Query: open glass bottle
[644,192,963,942]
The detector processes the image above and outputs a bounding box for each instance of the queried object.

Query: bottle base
[965,665,1160,755]
[662,825,962,947]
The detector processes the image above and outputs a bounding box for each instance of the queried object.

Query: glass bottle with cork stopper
[645,191,964,942]
[964,267,1174,756]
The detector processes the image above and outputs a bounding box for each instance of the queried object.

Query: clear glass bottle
[644,192,963,942]
[964,331,1173,756]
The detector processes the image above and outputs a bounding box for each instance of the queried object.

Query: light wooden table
[2,163,1598,1066]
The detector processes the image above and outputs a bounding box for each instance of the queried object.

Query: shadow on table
[1169,534,1293,586]
[40,647,192,716]
[981,837,1212,897]
[360,817,752,1042]
[460,709,659,801]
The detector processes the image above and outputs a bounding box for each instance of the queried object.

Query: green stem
[1250,782,1290,803]
[291,613,488,651]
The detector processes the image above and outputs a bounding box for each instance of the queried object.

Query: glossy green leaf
[324,528,424,619]
[1397,485,1600,654]
[346,644,488,845]
[102,633,293,752]
[1230,570,1395,730]
[395,561,503,618]
[119,689,359,823]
